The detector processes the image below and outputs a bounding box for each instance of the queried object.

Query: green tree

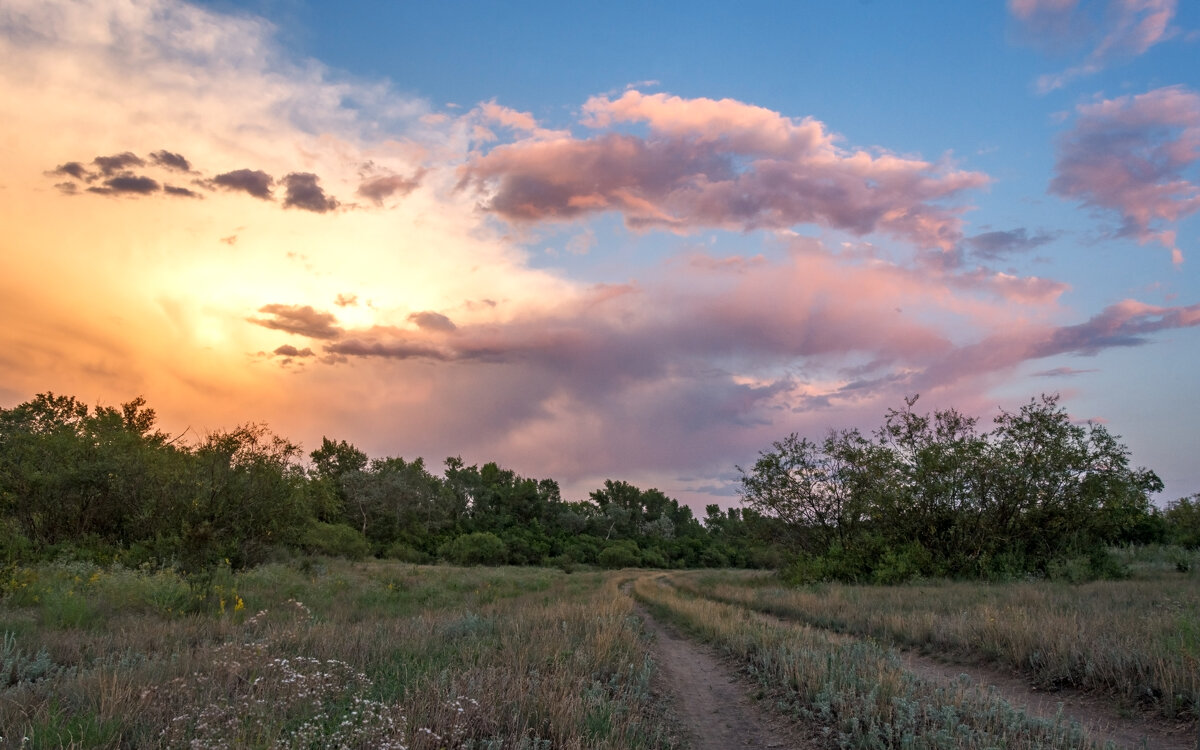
[1164,495,1200,548]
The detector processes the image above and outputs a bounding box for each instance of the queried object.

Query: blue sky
[2,0,1198,507]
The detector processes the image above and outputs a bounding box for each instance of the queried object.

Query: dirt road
[634,578,1196,750]
[637,606,811,749]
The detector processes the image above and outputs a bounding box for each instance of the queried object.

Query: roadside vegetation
[667,551,1200,725]
[631,573,1099,749]
[0,561,681,749]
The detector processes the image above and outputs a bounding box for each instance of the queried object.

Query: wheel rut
[635,603,811,749]
[697,591,1196,750]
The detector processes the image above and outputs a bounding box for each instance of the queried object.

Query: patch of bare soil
[635,605,816,749]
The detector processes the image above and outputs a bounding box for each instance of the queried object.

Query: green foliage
[640,548,668,568]
[742,394,1162,582]
[439,532,508,565]
[301,522,372,559]
[597,540,640,569]
[2,631,59,686]
[1165,494,1200,548]
[0,521,32,565]
[382,541,430,563]
[0,391,772,574]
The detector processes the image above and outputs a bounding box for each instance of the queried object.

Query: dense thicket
[739,395,1170,582]
[0,393,772,575]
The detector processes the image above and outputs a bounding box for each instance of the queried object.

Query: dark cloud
[273,345,314,357]
[54,182,79,195]
[248,304,343,339]
[282,172,339,213]
[357,171,422,205]
[1041,299,1200,356]
[93,152,144,176]
[88,175,160,195]
[149,150,191,171]
[51,161,91,180]
[325,338,447,360]
[965,228,1057,260]
[1033,366,1098,377]
[164,184,202,198]
[919,299,1200,390]
[408,311,457,332]
[213,169,274,200]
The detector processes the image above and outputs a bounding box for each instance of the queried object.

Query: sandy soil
[636,605,814,749]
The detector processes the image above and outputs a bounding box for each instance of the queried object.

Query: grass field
[665,547,1200,726]
[0,560,680,749]
[3,551,1197,749]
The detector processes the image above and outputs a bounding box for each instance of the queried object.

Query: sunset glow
[2,0,1198,507]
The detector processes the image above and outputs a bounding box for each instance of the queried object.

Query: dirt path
[634,603,810,749]
[634,577,1196,749]
[894,651,1196,750]
[732,605,1196,750]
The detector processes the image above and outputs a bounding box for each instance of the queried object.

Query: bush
[300,523,372,560]
[640,548,668,568]
[0,521,32,565]
[438,532,507,566]
[597,540,640,569]
[1047,548,1128,583]
[561,535,601,565]
[382,542,430,563]
[1165,495,1200,548]
[872,541,933,585]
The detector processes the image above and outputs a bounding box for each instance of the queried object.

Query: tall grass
[632,574,1101,749]
[670,557,1200,724]
[0,560,682,749]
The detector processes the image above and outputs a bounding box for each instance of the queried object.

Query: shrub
[1165,495,1200,548]
[640,549,668,568]
[0,521,32,565]
[872,541,933,585]
[382,541,430,563]
[597,540,640,569]
[300,523,372,560]
[438,532,508,566]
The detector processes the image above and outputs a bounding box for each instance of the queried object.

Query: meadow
[663,545,1200,725]
[0,560,681,749]
[3,552,1198,749]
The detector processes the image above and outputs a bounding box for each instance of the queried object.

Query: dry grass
[631,573,1100,749]
[0,560,681,749]
[669,556,1200,724]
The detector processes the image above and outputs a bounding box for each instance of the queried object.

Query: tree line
[738,394,1197,582]
[1,391,1195,584]
[0,393,777,577]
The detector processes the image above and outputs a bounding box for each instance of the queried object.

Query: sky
[1,0,1198,509]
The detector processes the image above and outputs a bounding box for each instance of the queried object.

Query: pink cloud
[1050,85,1200,261]
[921,298,1200,388]
[270,244,1192,413]
[256,251,1200,491]
[1009,0,1079,22]
[478,101,539,132]
[461,91,988,251]
[1010,0,1178,92]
